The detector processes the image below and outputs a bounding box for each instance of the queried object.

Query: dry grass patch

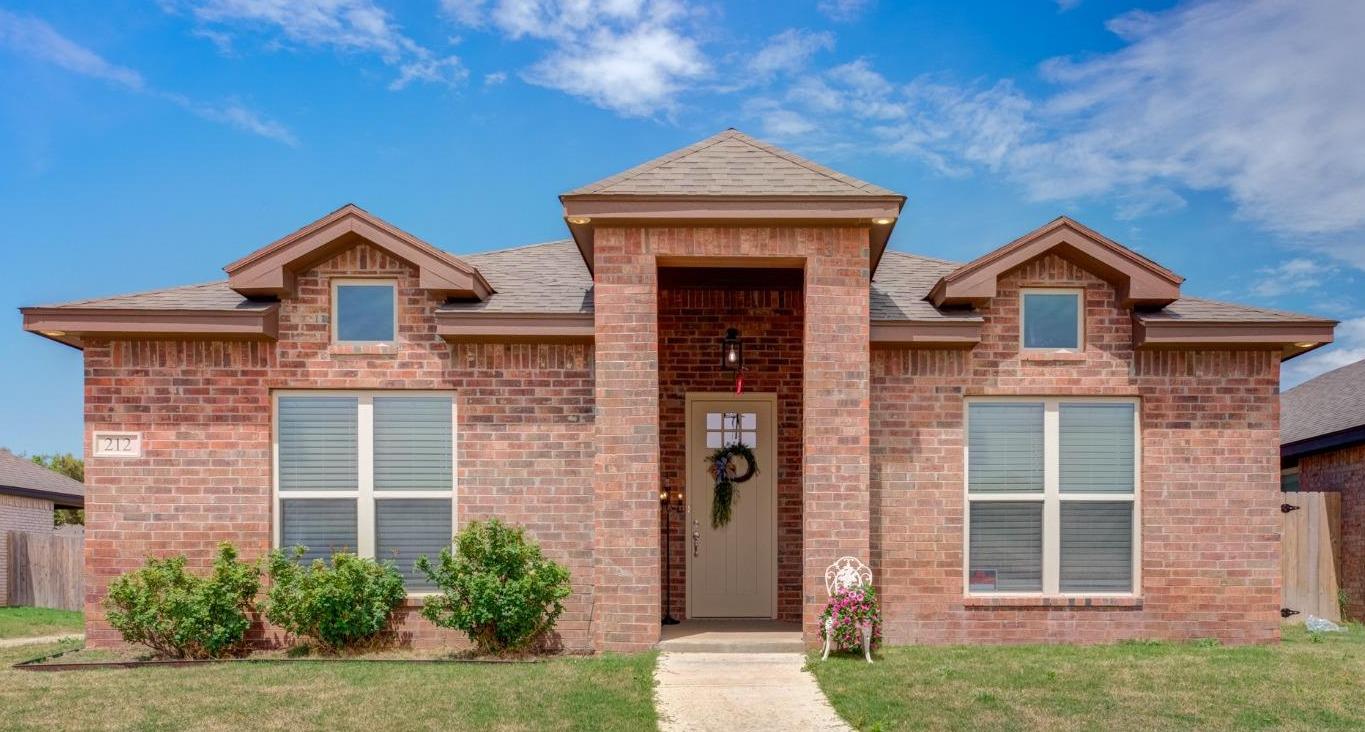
[811,624,1365,731]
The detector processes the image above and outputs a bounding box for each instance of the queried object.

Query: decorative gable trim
[224,204,493,300]
[928,217,1183,308]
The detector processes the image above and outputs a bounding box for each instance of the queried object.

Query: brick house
[1281,359,1365,620]
[21,129,1337,650]
[0,448,84,606]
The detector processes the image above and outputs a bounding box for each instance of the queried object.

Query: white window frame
[272,390,457,595]
[331,278,399,345]
[1020,287,1085,352]
[963,396,1141,598]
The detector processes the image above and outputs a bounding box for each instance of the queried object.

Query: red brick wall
[657,282,804,623]
[82,243,596,650]
[871,254,1283,645]
[593,226,870,649]
[1298,444,1365,620]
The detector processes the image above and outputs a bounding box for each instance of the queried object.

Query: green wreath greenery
[706,443,758,528]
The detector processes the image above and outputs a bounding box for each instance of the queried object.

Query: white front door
[686,394,777,618]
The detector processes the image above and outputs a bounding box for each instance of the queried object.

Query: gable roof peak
[223,204,492,300]
[929,215,1184,308]
[562,128,903,198]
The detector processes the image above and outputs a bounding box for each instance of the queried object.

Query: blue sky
[2,0,1364,456]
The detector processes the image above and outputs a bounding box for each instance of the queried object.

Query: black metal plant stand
[661,484,680,625]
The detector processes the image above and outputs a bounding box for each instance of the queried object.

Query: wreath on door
[706,443,758,528]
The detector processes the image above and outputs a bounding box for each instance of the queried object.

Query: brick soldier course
[21,129,1337,651]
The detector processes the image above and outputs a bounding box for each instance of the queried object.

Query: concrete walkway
[0,633,83,649]
[654,651,851,731]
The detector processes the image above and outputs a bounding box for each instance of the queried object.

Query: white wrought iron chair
[822,556,874,663]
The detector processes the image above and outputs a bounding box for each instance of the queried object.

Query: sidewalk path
[654,652,852,731]
[0,634,83,649]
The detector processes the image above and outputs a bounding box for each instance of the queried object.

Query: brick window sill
[1019,350,1088,363]
[328,344,400,357]
[963,596,1143,609]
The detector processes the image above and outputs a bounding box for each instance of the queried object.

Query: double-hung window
[965,398,1139,596]
[274,391,455,591]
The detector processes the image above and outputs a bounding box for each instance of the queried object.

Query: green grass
[0,641,658,731]
[811,625,1365,731]
[0,608,84,639]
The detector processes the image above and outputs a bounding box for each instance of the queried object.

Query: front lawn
[0,641,658,731]
[812,624,1365,731]
[0,608,84,639]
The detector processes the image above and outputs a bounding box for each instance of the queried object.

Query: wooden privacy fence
[5,531,83,611]
[1281,491,1342,622]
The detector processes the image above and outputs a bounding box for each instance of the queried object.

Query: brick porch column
[802,228,872,643]
[591,227,662,651]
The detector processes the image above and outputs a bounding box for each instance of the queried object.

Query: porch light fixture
[567,216,592,225]
[1296,342,1317,348]
[721,328,743,370]
[872,217,895,225]
[42,331,65,338]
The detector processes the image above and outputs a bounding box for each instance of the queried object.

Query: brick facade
[657,278,804,623]
[83,243,597,650]
[0,493,54,605]
[871,255,1283,644]
[1297,443,1365,620]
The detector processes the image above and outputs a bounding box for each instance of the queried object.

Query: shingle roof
[564,129,903,197]
[1282,359,1365,446]
[871,251,981,321]
[442,240,593,314]
[0,449,84,506]
[34,281,271,311]
[1135,296,1328,323]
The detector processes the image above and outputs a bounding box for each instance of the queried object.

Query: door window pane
[1060,502,1133,592]
[336,283,395,342]
[969,502,1043,592]
[1023,292,1080,349]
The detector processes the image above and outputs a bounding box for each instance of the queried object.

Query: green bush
[261,548,406,652]
[103,543,260,659]
[416,518,571,654]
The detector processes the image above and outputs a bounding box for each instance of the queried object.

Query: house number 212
[93,432,141,457]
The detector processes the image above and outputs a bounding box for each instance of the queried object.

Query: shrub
[416,518,571,654]
[103,543,260,659]
[261,547,406,652]
[819,585,882,653]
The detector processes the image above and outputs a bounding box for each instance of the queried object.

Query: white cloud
[483,70,507,86]
[748,29,834,79]
[443,0,706,117]
[0,10,294,145]
[1250,258,1337,298]
[817,0,874,23]
[172,0,466,88]
[754,0,1365,268]
[1055,0,1083,11]
[0,10,145,89]
[1282,316,1365,388]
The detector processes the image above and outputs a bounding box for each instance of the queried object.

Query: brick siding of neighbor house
[1298,443,1365,620]
[82,243,596,650]
[871,254,1284,645]
[594,226,869,650]
[657,280,804,623]
[0,494,55,605]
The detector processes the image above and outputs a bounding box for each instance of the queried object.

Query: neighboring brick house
[20,129,1337,650]
[1281,359,1365,620]
[0,448,84,605]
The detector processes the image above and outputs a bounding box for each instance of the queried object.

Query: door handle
[692,519,701,558]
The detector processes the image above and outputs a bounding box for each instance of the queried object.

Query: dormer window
[333,279,396,344]
[1021,288,1083,351]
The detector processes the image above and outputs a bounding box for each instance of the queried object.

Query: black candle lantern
[721,328,743,370]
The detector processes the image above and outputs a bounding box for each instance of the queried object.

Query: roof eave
[1282,424,1365,460]
[20,305,280,350]
[1132,317,1336,360]
[435,311,594,343]
[0,485,84,508]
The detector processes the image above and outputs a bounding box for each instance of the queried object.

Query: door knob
[692,519,701,558]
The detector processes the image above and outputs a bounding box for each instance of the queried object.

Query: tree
[29,453,84,526]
